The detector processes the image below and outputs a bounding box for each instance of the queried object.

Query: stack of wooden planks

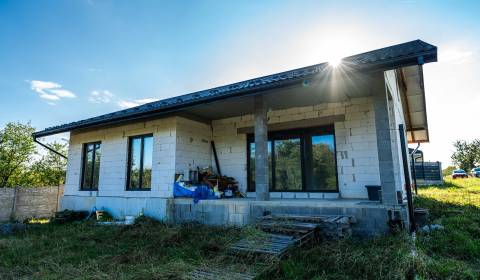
[257,214,356,240]
[187,214,356,279]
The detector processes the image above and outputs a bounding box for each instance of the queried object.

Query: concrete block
[229,213,245,226]
[235,204,250,214]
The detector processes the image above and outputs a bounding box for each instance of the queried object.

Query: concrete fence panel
[0,186,64,222]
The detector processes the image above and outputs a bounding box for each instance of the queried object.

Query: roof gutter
[33,134,68,159]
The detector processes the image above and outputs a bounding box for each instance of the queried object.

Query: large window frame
[126,134,153,191]
[247,125,338,193]
[80,141,101,191]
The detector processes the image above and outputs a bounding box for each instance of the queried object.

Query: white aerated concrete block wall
[175,117,212,173]
[211,97,381,199]
[62,117,177,219]
[385,70,409,200]
[62,95,394,219]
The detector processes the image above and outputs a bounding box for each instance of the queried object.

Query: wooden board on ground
[230,233,298,257]
[188,214,356,279]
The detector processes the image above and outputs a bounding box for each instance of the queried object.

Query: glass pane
[129,138,142,188]
[141,136,153,189]
[82,144,94,189]
[274,138,302,191]
[248,141,272,191]
[93,143,101,189]
[310,135,337,191]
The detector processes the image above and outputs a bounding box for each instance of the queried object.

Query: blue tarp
[173,182,217,203]
[193,185,217,203]
[173,182,194,198]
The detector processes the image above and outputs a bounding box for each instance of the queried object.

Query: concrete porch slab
[171,198,394,236]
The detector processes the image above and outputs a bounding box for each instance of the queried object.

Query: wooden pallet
[188,214,355,279]
[258,214,356,239]
[230,233,298,257]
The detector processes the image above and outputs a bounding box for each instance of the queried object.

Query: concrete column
[372,79,398,205]
[254,95,270,201]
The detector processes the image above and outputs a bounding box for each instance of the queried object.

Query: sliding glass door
[274,138,302,191]
[247,125,338,192]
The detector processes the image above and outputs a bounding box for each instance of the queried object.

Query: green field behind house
[1,178,479,279]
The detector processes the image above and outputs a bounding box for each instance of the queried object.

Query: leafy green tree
[0,122,68,187]
[451,139,480,171]
[29,142,68,186]
[0,122,36,187]
[442,166,456,177]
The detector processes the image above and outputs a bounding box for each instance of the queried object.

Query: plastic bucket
[414,208,429,227]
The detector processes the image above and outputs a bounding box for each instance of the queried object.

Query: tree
[0,122,36,187]
[442,166,456,177]
[29,142,68,186]
[451,139,480,171]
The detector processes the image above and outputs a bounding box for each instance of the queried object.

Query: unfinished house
[34,40,437,236]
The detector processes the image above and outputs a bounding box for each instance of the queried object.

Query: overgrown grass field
[0,177,479,279]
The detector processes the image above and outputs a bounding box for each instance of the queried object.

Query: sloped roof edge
[34,39,437,138]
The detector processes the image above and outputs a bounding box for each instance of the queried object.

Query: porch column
[372,80,398,205]
[254,95,270,201]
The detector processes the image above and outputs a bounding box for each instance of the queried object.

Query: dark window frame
[126,134,153,191]
[247,125,338,193]
[80,141,101,191]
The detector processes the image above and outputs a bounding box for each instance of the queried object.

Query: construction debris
[257,214,356,240]
[53,209,88,224]
[188,214,356,279]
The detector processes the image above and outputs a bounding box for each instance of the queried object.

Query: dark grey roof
[34,39,437,138]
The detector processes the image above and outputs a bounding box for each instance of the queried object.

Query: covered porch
[168,63,427,235]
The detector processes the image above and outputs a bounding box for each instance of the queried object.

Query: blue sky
[0,0,479,165]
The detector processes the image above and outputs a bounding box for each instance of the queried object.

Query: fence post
[56,185,60,212]
[10,187,18,221]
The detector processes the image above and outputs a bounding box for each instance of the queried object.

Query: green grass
[262,177,480,279]
[1,178,479,279]
[0,219,250,279]
[414,177,480,279]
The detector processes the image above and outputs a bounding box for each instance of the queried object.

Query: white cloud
[88,90,114,103]
[135,98,159,104]
[117,100,139,109]
[440,48,474,65]
[117,98,159,109]
[49,89,76,98]
[29,80,76,103]
[88,90,158,109]
[39,93,60,101]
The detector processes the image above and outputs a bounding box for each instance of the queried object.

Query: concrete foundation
[61,195,170,221]
[171,198,402,236]
[61,194,408,236]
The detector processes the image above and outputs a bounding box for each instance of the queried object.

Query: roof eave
[33,42,438,138]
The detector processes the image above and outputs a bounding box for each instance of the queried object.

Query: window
[307,135,337,191]
[127,134,153,190]
[81,142,101,190]
[247,125,338,192]
[274,138,302,190]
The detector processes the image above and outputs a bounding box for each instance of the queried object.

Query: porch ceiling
[181,70,380,121]
[399,65,430,143]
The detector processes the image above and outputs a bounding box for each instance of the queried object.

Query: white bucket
[124,215,136,225]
